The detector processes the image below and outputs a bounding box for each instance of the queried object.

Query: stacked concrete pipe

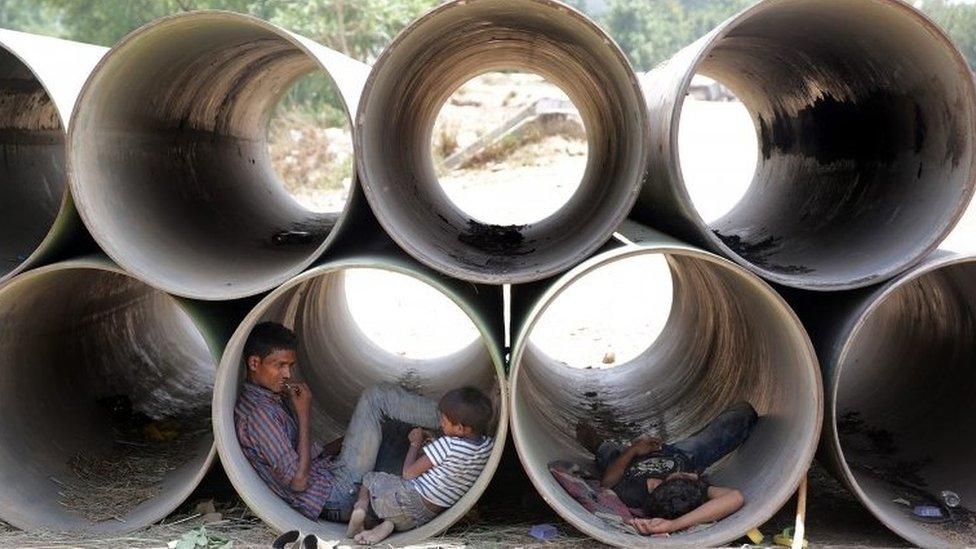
[0,30,104,283]
[783,252,976,548]
[355,0,649,284]
[213,234,508,545]
[0,257,239,533]
[509,221,823,547]
[67,11,369,300]
[636,0,976,290]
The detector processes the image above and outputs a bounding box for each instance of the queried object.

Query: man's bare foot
[354,520,395,545]
[346,507,366,538]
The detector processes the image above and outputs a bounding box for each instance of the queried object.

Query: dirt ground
[0,454,908,548]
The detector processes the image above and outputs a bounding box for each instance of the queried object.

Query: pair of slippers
[271,530,328,549]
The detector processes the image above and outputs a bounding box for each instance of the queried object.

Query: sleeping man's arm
[629,484,744,535]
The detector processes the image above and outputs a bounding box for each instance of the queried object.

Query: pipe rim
[666,0,976,290]
[828,252,976,547]
[213,257,508,544]
[355,0,649,284]
[509,242,823,547]
[0,257,217,533]
[67,10,361,300]
[0,36,81,284]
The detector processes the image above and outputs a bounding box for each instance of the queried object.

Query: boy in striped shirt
[347,387,494,544]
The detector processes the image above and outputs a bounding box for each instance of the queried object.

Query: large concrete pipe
[509,221,822,547]
[636,0,976,290]
[213,239,507,544]
[0,257,234,534]
[68,11,370,300]
[355,0,648,284]
[784,252,976,547]
[0,30,104,283]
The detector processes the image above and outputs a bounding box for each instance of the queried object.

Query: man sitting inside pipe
[236,322,463,524]
[574,402,757,535]
[345,387,494,544]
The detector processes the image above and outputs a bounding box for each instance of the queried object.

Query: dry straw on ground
[53,409,212,524]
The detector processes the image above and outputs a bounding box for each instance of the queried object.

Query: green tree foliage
[35,0,269,47]
[13,1,439,127]
[1,0,972,119]
[0,0,58,35]
[273,0,439,61]
[592,0,976,73]
[29,0,437,61]
[598,0,751,71]
[3,0,975,71]
[919,0,976,71]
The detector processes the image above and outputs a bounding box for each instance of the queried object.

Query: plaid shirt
[235,381,337,519]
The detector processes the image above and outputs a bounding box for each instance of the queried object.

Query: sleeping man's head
[643,473,709,519]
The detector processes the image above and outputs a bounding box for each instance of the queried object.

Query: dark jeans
[596,401,758,475]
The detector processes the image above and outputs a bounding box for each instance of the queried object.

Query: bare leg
[346,486,370,538]
[354,520,395,545]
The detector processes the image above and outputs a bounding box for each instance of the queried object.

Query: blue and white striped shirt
[410,435,494,508]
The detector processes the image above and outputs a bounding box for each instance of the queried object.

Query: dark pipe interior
[0,267,215,533]
[70,17,351,298]
[358,0,646,283]
[0,47,64,277]
[693,0,974,287]
[837,261,976,546]
[512,251,820,546]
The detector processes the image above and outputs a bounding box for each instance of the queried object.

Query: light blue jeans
[321,383,440,521]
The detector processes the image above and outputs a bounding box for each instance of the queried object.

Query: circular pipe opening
[432,71,588,226]
[0,261,216,533]
[648,0,976,289]
[68,12,364,299]
[343,269,480,359]
[678,75,757,224]
[0,47,66,279]
[529,253,673,369]
[511,247,821,547]
[214,264,507,544]
[268,71,353,214]
[357,0,648,283]
[833,257,976,547]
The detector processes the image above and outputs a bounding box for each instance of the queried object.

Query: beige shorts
[362,472,441,531]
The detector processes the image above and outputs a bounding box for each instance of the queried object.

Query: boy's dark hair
[438,387,493,436]
[243,322,297,361]
[643,477,709,520]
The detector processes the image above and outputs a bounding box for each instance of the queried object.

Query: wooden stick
[792,473,809,549]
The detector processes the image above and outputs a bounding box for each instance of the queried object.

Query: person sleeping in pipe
[573,401,757,535]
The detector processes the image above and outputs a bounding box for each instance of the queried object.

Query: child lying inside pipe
[346,387,495,544]
[570,402,757,535]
